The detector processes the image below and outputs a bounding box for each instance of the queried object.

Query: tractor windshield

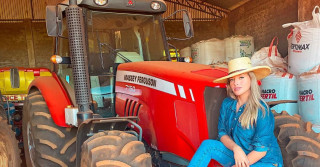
[87,11,167,74]
[86,11,167,116]
[56,10,167,117]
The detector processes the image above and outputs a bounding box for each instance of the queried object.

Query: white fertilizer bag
[297,65,320,129]
[211,62,228,69]
[224,35,254,61]
[180,47,191,58]
[283,6,320,75]
[251,37,288,73]
[261,72,298,115]
[191,38,225,65]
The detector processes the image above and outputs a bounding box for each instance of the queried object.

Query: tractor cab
[47,0,193,118]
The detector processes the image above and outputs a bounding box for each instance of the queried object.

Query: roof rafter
[164,0,229,19]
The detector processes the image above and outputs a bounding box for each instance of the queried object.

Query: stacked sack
[181,35,254,66]
[224,35,254,61]
[260,72,298,116]
[191,38,225,65]
[297,65,320,132]
[283,6,320,75]
[251,37,298,115]
[251,37,288,73]
[283,6,320,132]
[180,47,191,58]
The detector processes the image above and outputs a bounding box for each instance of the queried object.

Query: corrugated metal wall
[32,0,64,20]
[0,0,227,22]
[0,0,64,22]
[0,0,32,20]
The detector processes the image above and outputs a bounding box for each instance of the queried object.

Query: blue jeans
[188,139,282,167]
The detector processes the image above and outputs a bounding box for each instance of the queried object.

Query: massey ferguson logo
[295,31,302,43]
[124,74,157,87]
[299,89,315,102]
[261,89,277,99]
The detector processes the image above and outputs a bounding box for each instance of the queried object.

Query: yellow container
[163,49,180,62]
[0,68,51,98]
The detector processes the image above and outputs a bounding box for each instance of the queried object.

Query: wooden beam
[25,19,36,67]
[229,0,251,11]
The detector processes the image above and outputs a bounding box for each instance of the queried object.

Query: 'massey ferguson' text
[124,74,157,87]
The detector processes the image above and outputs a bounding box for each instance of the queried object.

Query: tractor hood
[116,61,228,88]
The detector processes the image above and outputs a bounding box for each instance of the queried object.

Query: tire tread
[275,111,320,167]
[23,90,77,167]
[81,131,151,167]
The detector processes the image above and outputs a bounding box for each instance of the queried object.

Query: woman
[188,57,283,167]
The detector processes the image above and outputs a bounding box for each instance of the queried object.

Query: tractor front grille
[124,99,142,117]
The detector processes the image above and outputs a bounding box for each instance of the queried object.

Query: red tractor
[22,0,320,167]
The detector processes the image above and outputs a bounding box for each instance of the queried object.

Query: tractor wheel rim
[27,122,36,167]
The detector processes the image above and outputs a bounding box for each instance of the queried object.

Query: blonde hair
[226,72,268,129]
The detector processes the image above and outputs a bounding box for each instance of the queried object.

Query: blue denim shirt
[218,97,283,165]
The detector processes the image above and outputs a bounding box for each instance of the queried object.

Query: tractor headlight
[151,1,161,10]
[184,56,192,63]
[94,0,108,6]
[177,56,192,63]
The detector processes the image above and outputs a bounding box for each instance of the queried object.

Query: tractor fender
[28,73,72,127]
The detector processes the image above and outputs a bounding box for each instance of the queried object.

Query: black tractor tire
[0,115,21,167]
[273,110,320,167]
[81,130,152,167]
[22,91,77,167]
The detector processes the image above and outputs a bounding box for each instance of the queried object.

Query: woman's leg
[250,162,281,167]
[188,139,235,167]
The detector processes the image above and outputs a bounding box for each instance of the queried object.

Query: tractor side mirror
[182,11,194,38]
[46,5,62,37]
[164,9,194,40]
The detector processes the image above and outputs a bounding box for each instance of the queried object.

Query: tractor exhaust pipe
[66,0,92,124]
[69,0,77,5]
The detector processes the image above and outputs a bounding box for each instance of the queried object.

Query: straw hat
[214,57,271,83]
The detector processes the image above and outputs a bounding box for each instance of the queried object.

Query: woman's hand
[232,145,250,167]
